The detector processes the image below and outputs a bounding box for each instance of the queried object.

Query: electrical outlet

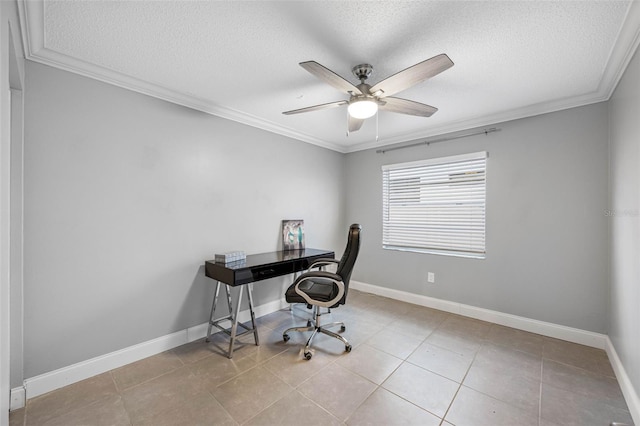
[427,272,435,283]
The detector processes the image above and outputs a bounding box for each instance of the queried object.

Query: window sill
[383,245,485,259]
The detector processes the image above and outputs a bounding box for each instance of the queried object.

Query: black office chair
[283,224,362,360]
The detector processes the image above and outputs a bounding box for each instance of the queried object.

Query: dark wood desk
[204,248,334,358]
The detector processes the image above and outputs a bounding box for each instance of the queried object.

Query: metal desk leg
[206,281,260,359]
[247,283,259,345]
[224,283,233,317]
[205,281,223,342]
[227,285,244,358]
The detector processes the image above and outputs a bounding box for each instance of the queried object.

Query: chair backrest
[335,224,362,304]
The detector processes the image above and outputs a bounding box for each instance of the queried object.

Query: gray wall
[609,47,640,402]
[345,103,610,333]
[23,61,346,378]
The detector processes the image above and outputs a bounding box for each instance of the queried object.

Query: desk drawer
[250,263,294,282]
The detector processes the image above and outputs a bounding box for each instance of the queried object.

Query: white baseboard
[9,385,25,411]
[606,337,640,425]
[350,280,607,349]
[18,297,287,407]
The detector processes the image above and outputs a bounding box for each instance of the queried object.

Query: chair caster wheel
[345,345,352,352]
[340,325,346,332]
[307,320,312,327]
[283,334,290,342]
[304,352,312,360]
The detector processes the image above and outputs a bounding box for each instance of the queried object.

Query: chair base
[282,308,352,360]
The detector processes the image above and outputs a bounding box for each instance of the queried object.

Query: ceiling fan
[283,54,454,133]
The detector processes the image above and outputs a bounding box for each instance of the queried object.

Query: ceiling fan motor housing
[352,64,374,82]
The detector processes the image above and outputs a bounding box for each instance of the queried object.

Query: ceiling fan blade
[282,100,348,115]
[379,97,438,117]
[370,54,454,98]
[300,61,363,95]
[348,115,365,132]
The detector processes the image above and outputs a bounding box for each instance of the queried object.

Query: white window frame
[382,151,487,259]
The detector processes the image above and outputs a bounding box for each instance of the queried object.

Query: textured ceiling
[18,0,640,153]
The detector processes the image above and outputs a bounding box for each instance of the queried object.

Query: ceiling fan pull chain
[376,110,379,142]
[346,109,350,137]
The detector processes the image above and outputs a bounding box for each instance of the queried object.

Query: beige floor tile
[203,325,263,361]
[474,342,542,381]
[298,363,377,421]
[543,337,615,377]
[111,350,183,391]
[446,386,538,426]
[257,307,311,332]
[120,366,205,424]
[386,316,439,339]
[170,339,219,365]
[541,383,634,426]
[337,343,402,385]
[463,359,541,416]
[539,420,563,426]
[39,394,130,426]
[189,350,257,390]
[211,366,293,424]
[262,346,334,387]
[542,359,628,411]
[346,387,441,426]
[335,316,386,348]
[438,315,492,339]
[25,372,118,425]
[132,391,235,426]
[348,291,383,307]
[342,300,398,323]
[9,408,24,426]
[425,329,483,357]
[245,390,341,426]
[205,324,293,364]
[382,362,459,418]
[372,297,415,316]
[242,327,292,363]
[486,324,545,356]
[405,305,450,325]
[407,341,473,383]
[366,328,424,359]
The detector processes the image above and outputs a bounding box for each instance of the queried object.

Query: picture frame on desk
[282,219,304,251]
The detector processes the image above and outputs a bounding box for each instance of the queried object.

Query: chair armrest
[307,258,340,271]
[293,271,344,308]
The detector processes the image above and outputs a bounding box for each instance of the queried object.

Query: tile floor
[10,289,635,426]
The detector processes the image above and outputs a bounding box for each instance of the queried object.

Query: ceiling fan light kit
[348,98,378,119]
[283,54,454,133]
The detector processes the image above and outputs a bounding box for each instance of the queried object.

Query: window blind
[382,152,487,258]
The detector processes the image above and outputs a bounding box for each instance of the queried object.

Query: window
[382,152,487,258]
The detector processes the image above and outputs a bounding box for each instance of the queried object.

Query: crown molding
[17,0,640,154]
[25,45,346,153]
[602,0,640,99]
[346,91,609,153]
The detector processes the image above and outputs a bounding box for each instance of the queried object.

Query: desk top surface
[206,248,333,270]
[204,248,334,285]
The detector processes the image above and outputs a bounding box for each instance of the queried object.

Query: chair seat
[285,278,340,305]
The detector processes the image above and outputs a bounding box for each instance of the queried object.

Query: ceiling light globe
[348,99,378,119]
